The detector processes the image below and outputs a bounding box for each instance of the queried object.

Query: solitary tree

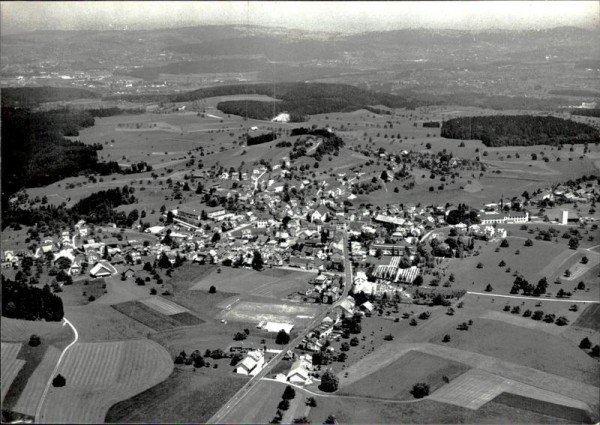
[485,284,493,292]
[276,330,290,345]
[580,337,592,349]
[442,334,451,343]
[29,334,41,347]
[411,383,430,398]
[252,250,264,271]
[319,370,339,392]
[209,285,217,294]
[52,374,66,387]
[282,385,296,400]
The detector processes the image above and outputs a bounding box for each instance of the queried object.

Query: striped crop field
[139,296,189,316]
[1,317,63,342]
[1,343,25,403]
[38,339,172,423]
[13,346,61,417]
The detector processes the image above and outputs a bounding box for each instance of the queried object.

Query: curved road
[34,317,79,424]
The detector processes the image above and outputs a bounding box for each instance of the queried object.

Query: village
[3,163,598,394]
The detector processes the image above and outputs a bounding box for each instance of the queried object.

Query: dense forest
[1,86,100,107]
[212,83,422,121]
[2,277,64,321]
[288,128,345,161]
[2,186,137,231]
[570,109,600,118]
[246,132,278,146]
[1,107,122,201]
[441,115,599,146]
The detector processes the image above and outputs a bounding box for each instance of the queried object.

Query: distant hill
[166,36,341,61]
[441,115,600,147]
[1,86,100,107]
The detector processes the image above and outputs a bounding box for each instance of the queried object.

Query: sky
[1,1,598,35]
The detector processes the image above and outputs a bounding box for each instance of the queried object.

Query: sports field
[38,339,172,423]
[221,300,319,327]
[190,266,310,299]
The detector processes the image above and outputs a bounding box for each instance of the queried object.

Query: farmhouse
[286,356,313,385]
[89,262,113,278]
[234,350,264,376]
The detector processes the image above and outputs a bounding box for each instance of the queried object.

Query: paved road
[208,226,352,423]
[467,291,600,304]
[34,318,78,423]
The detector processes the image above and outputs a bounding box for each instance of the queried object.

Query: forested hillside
[1,86,100,107]
[1,107,121,201]
[2,186,137,231]
[210,83,423,121]
[441,115,599,146]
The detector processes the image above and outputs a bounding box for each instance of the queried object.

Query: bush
[555,316,569,326]
[209,285,216,293]
[29,334,41,347]
[411,382,430,398]
[442,334,451,343]
[531,310,544,320]
[52,374,66,387]
[500,239,509,248]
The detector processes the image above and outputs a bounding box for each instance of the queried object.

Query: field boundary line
[466,291,600,304]
[34,317,78,423]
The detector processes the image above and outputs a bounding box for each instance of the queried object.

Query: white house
[235,350,264,376]
[89,262,113,278]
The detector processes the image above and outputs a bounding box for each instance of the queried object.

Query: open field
[1,318,74,415]
[492,392,592,423]
[574,304,600,332]
[1,317,66,343]
[1,343,25,403]
[190,266,310,299]
[338,342,598,414]
[429,368,591,413]
[437,237,599,301]
[11,346,61,417]
[306,395,579,424]
[339,350,470,400]
[38,339,172,423]
[59,278,107,306]
[105,366,247,423]
[427,318,599,386]
[219,379,294,424]
[65,304,154,342]
[139,296,190,315]
[112,300,203,331]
